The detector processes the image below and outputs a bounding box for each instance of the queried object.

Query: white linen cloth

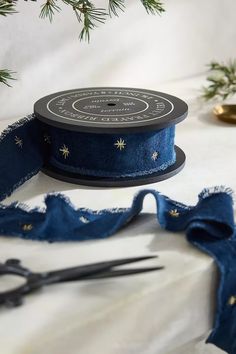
[0,76,233,354]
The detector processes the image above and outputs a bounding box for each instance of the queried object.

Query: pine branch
[109,0,165,17]
[40,0,61,22]
[1,0,166,87]
[39,0,107,41]
[141,0,165,15]
[39,0,165,41]
[71,1,107,41]
[0,0,17,17]
[203,60,236,101]
[109,0,125,17]
[0,69,15,86]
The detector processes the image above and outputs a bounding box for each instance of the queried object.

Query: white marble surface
[0,76,232,353]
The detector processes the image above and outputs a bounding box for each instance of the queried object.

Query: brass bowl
[213,105,236,124]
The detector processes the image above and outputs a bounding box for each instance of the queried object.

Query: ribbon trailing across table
[0,116,236,353]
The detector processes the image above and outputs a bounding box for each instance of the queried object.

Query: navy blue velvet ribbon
[0,115,176,199]
[47,120,176,178]
[1,116,236,353]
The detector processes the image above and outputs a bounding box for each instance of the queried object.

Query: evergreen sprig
[40,0,61,22]
[203,60,236,101]
[141,0,165,15]
[0,69,15,86]
[39,0,165,41]
[70,1,107,41]
[0,2,17,86]
[108,0,125,17]
[0,0,165,86]
[0,0,17,17]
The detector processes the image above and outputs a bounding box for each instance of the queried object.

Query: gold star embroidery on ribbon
[152,151,159,161]
[15,136,23,148]
[169,209,180,217]
[228,295,236,306]
[22,224,33,231]
[114,138,126,151]
[59,144,70,159]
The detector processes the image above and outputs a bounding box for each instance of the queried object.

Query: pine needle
[140,0,165,15]
[0,69,16,87]
[40,0,61,22]
[109,0,125,17]
[0,0,17,17]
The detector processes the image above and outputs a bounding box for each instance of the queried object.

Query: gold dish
[213,105,236,124]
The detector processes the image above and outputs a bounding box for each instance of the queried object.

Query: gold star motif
[44,134,51,144]
[152,151,159,161]
[22,224,33,231]
[114,138,126,151]
[59,144,70,159]
[228,295,236,306]
[169,209,180,217]
[15,136,23,148]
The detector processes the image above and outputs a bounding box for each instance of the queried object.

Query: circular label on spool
[34,87,188,133]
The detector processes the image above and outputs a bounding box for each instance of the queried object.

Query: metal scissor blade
[80,266,164,280]
[0,256,163,308]
[44,255,158,284]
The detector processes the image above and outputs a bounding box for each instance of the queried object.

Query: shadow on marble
[3,171,121,204]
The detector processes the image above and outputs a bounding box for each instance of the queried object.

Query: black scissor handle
[0,259,44,307]
[0,256,162,308]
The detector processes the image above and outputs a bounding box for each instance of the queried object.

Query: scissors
[0,256,163,308]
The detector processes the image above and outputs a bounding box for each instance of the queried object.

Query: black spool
[34,87,188,187]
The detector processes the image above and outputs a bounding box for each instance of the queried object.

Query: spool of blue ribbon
[0,87,188,191]
[37,87,188,186]
[0,88,236,354]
